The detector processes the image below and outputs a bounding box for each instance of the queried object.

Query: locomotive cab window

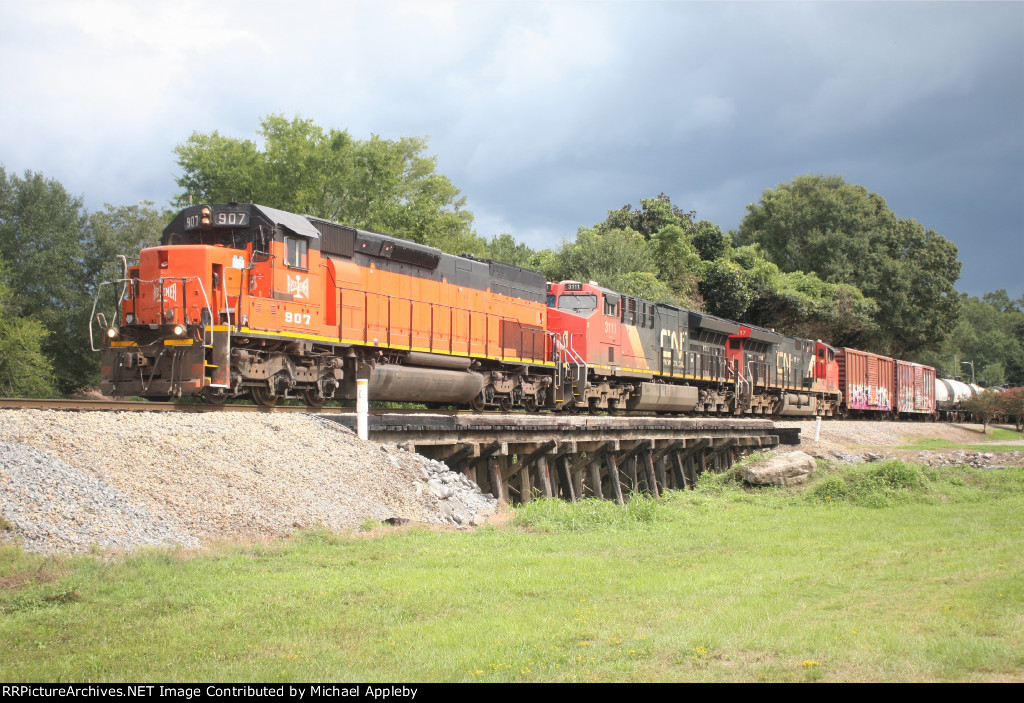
[557,294,597,314]
[284,236,308,270]
[604,297,619,317]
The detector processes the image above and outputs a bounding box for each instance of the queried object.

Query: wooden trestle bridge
[325,413,792,504]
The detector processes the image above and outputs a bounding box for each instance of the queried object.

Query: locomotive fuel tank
[367,364,484,404]
[625,383,699,412]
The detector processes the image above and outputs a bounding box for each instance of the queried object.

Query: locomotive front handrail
[89,275,215,352]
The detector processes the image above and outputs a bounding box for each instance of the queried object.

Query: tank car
[935,377,976,421]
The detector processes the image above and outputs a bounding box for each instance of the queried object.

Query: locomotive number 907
[284,311,311,325]
[184,211,249,229]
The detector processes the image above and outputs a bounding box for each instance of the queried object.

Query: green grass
[896,427,1024,451]
[2,462,1022,682]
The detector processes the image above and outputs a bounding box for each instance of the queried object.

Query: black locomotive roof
[687,311,741,335]
[162,202,321,244]
[743,324,785,344]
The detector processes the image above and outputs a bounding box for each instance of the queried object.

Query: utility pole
[961,360,975,385]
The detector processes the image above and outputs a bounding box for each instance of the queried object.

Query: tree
[486,233,537,268]
[174,115,479,253]
[0,167,167,393]
[918,292,1024,384]
[736,175,962,356]
[545,226,657,288]
[962,388,1004,432]
[0,261,55,398]
[999,387,1024,431]
[598,193,695,239]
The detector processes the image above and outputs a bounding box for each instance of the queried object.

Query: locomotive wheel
[251,387,280,407]
[200,388,230,405]
[469,394,487,412]
[607,399,620,416]
[304,389,325,409]
[523,398,539,413]
[499,398,515,413]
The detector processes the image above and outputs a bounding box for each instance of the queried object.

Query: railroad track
[0,397,480,415]
[0,398,767,421]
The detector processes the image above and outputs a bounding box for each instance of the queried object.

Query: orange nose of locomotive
[132,246,217,329]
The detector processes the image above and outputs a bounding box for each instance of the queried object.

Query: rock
[743,451,816,486]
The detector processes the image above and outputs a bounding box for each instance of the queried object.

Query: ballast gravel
[0,410,496,554]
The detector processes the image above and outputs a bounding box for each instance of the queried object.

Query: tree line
[1,115,1020,397]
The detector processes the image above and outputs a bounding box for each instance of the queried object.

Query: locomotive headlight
[172,324,186,337]
[200,205,212,229]
[106,327,119,339]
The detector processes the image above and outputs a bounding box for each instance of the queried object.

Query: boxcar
[836,347,895,417]
[895,360,937,417]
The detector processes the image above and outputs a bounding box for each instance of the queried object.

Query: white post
[814,415,822,443]
[356,378,369,441]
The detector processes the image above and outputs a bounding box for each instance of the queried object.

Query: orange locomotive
[95,203,555,408]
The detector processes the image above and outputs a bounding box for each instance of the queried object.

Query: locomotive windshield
[557,294,598,314]
[167,228,254,249]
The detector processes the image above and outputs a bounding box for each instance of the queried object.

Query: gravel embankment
[0,410,496,555]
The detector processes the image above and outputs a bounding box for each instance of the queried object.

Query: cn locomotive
[92,202,933,418]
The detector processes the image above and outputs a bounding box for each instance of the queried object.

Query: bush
[806,460,927,508]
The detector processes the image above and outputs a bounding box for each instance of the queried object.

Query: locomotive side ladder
[731,362,753,414]
[549,332,587,407]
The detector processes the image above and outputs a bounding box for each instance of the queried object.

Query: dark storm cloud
[0,1,1020,297]
[429,2,1023,298]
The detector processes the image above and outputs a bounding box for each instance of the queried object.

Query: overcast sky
[1,0,1021,297]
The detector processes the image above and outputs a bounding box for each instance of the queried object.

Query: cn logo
[287,275,309,300]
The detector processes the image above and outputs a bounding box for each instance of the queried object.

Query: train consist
[93,202,955,418]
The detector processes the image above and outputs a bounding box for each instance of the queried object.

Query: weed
[513,496,664,532]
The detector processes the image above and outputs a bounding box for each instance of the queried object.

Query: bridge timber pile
[325,413,784,505]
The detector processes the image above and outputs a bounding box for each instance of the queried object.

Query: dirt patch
[773,420,1024,468]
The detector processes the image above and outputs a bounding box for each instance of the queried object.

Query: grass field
[2,460,1022,683]
[896,427,1024,452]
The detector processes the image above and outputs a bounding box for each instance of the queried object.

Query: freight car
[895,360,936,418]
[935,378,982,421]
[836,348,938,419]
